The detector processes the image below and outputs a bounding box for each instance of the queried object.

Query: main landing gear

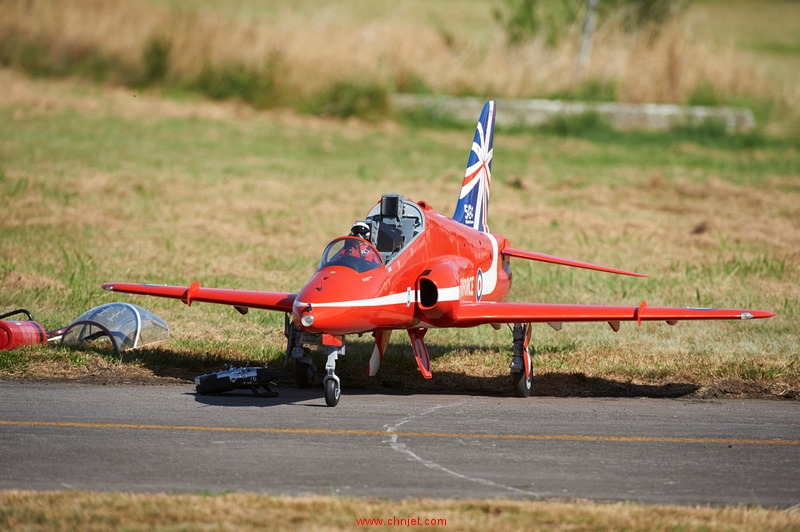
[294,348,316,389]
[509,323,534,397]
[285,315,317,389]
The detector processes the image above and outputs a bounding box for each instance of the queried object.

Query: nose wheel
[324,375,341,407]
[322,341,344,407]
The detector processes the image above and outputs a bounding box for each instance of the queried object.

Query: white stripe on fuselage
[296,290,415,309]
[294,287,461,310]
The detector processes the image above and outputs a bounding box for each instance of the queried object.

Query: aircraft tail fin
[453,100,496,233]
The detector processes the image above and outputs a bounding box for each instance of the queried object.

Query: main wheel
[294,347,317,388]
[512,350,533,398]
[325,378,340,407]
[295,355,315,389]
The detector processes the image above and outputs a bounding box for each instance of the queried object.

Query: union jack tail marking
[453,100,496,233]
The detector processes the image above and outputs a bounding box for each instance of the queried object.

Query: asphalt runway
[0,381,797,507]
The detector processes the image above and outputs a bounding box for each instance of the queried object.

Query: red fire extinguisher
[0,309,58,351]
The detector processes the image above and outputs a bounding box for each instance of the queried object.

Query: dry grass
[1,490,798,531]
[1,0,797,132]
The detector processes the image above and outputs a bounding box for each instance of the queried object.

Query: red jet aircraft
[103,101,774,406]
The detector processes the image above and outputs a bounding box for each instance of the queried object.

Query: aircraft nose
[294,296,379,336]
[292,266,389,335]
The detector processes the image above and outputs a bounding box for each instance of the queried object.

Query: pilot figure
[349,221,372,242]
[347,222,380,264]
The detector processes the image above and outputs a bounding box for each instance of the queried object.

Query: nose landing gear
[285,315,346,407]
[323,342,344,407]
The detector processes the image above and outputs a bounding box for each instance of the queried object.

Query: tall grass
[0,0,796,131]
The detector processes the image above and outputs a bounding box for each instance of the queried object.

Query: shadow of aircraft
[61,342,700,403]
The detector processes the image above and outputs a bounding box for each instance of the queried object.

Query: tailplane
[453,100,496,233]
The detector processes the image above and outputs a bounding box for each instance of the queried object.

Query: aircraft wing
[102,282,296,313]
[502,247,647,277]
[453,301,775,329]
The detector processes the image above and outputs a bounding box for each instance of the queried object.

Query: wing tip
[745,310,776,320]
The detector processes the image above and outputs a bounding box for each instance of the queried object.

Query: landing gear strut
[510,323,534,397]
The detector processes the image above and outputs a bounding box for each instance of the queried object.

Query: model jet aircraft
[103,101,774,407]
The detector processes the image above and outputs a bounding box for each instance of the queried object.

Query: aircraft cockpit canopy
[319,194,425,273]
[318,237,383,274]
[61,302,169,353]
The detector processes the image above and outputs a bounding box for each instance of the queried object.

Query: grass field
[0,67,798,396]
[1,1,799,528]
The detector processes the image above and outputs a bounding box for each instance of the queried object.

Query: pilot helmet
[350,221,371,240]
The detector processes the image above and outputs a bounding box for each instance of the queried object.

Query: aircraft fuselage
[293,199,511,336]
